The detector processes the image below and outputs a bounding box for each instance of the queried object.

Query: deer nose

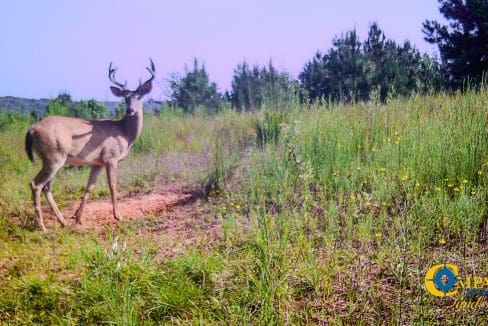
[126,108,136,115]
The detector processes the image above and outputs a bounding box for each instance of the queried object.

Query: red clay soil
[43,187,191,230]
[42,185,222,255]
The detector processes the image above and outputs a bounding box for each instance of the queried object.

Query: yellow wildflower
[401,175,409,181]
[448,183,453,188]
[471,190,476,195]
[235,204,241,209]
[462,179,468,184]
[438,238,446,245]
[435,187,441,191]
[415,182,420,187]
[372,147,377,153]
[394,131,399,136]
[350,194,356,201]
[380,167,386,172]
[453,187,460,192]
[375,232,383,239]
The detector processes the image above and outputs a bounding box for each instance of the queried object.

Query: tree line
[19,0,486,118]
[169,0,487,112]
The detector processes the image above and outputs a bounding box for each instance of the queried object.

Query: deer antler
[108,62,128,89]
[140,58,155,85]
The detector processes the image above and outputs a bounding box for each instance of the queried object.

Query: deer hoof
[74,216,83,225]
[114,212,123,221]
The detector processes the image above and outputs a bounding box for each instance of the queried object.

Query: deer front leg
[74,166,102,225]
[106,163,123,221]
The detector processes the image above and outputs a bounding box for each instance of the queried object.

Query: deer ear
[110,86,130,97]
[135,80,152,97]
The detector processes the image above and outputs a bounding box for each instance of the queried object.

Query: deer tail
[25,130,35,162]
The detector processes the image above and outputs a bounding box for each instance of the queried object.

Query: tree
[418,54,443,92]
[45,99,68,117]
[169,59,221,114]
[300,23,441,103]
[114,102,126,119]
[300,29,370,103]
[87,99,108,119]
[230,60,296,110]
[45,93,108,119]
[423,0,488,88]
[326,29,369,101]
[54,92,72,107]
[45,92,71,116]
[299,52,331,102]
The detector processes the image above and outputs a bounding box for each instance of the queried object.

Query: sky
[0,0,444,101]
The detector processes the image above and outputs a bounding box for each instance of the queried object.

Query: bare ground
[40,184,221,256]
[39,152,223,256]
[47,186,193,230]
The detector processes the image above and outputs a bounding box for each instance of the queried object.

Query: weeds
[0,90,487,324]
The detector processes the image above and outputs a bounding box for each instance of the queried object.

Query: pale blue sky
[0,1,443,101]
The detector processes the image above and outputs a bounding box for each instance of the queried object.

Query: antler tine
[108,62,127,89]
[144,58,156,83]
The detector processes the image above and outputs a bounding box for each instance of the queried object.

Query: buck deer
[25,60,155,231]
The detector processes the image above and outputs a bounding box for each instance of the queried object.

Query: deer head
[109,59,155,116]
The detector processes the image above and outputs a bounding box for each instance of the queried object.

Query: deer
[25,59,155,231]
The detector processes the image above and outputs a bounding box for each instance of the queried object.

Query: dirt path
[54,187,192,230]
[44,184,221,255]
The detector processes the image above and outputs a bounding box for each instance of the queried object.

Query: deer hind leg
[43,181,67,227]
[106,163,123,221]
[74,166,102,225]
[31,161,65,231]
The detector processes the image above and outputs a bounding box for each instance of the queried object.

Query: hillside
[0,96,51,115]
[0,96,163,115]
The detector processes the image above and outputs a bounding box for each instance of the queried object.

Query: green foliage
[45,93,108,119]
[230,60,297,110]
[45,99,68,116]
[70,99,108,119]
[0,91,486,324]
[169,59,222,114]
[0,110,33,132]
[300,23,442,103]
[423,0,488,88]
[253,110,288,148]
[246,91,487,240]
[114,101,126,119]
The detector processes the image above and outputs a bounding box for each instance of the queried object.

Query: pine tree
[169,59,221,114]
[423,0,488,88]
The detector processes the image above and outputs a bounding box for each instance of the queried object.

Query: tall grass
[0,90,487,324]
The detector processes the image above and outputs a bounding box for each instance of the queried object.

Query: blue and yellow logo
[424,263,461,297]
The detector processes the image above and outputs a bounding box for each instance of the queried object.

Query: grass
[0,90,487,324]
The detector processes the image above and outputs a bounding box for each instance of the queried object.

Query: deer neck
[121,111,143,145]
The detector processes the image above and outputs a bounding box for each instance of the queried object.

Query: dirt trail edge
[44,185,222,255]
[43,186,204,229]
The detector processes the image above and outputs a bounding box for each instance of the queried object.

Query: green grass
[0,90,487,324]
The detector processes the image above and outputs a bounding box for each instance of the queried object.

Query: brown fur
[26,61,154,231]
